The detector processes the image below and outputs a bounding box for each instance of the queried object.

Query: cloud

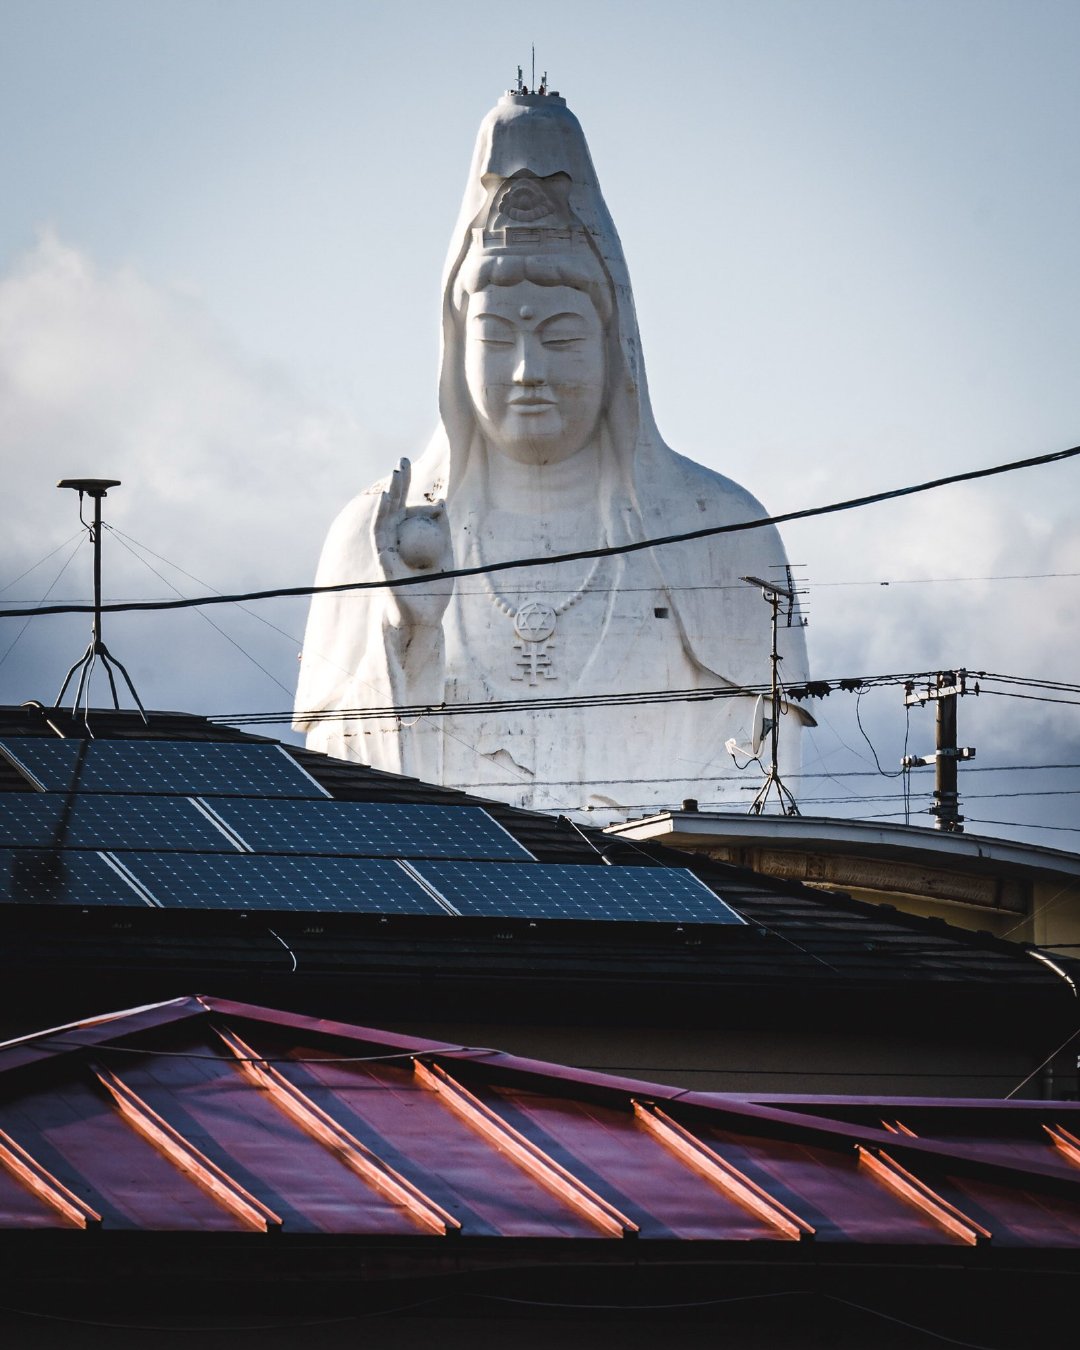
[0,233,363,719]
[787,479,1080,838]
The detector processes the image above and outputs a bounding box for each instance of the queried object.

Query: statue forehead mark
[472,293,596,323]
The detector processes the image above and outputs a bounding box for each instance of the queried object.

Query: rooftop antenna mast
[740,575,801,816]
[54,478,147,728]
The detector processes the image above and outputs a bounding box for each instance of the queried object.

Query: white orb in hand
[397,513,445,571]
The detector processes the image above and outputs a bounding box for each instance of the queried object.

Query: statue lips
[509,396,557,413]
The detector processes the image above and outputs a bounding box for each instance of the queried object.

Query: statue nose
[513,336,546,385]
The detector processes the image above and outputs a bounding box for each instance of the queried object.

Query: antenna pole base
[54,639,149,732]
[748,770,802,817]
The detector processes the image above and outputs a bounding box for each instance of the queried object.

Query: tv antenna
[513,50,548,95]
[54,479,147,727]
[728,575,801,816]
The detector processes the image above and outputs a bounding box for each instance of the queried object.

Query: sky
[1,0,1078,846]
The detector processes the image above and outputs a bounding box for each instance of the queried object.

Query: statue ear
[599,309,638,455]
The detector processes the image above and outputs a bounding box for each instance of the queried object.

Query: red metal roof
[0,995,1079,1255]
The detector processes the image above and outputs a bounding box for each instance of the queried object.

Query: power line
[6,567,1080,605]
[106,529,293,698]
[3,439,1079,621]
[0,535,86,675]
[219,665,1080,729]
[851,809,1080,837]
[980,689,1080,710]
[0,531,85,597]
[283,684,771,724]
[341,762,1080,791]
[963,817,1080,835]
[980,671,1080,691]
[816,570,1080,588]
[98,526,523,787]
[790,787,1080,806]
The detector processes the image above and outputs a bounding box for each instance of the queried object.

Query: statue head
[426,92,665,503]
[451,177,614,464]
[460,279,605,466]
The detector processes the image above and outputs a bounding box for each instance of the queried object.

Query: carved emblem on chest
[510,602,558,683]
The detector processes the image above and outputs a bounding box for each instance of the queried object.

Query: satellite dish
[750,696,764,754]
[750,695,775,757]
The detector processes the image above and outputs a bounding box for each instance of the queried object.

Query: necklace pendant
[513,601,557,643]
[510,602,558,685]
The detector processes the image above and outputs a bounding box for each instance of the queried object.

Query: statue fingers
[372,483,396,547]
[397,457,413,500]
[375,457,409,530]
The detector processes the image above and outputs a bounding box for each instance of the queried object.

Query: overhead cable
[217,668,928,726]
[216,665,1080,730]
[2,439,1078,621]
[5,566,1080,605]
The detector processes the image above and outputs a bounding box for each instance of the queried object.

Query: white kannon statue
[295,88,809,818]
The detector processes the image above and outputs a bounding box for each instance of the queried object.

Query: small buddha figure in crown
[295,89,810,818]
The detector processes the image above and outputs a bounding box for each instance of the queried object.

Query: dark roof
[0,994,1077,1345]
[1,993,1078,1254]
[0,705,1071,1031]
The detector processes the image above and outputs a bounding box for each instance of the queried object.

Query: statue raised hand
[372,458,453,632]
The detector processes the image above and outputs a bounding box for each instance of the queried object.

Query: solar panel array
[115,854,446,914]
[0,739,329,798]
[1,849,146,907]
[0,794,237,853]
[203,798,532,860]
[0,737,741,925]
[410,860,743,924]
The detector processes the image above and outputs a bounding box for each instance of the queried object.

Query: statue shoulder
[635,447,777,554]
[644,447,808,687]
[313,478,391,584]
[324,477,386,536]
[660,448,771,528]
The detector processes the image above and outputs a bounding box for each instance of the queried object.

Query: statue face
[464,281,605,465]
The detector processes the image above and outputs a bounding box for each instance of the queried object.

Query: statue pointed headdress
[416,90,663,502]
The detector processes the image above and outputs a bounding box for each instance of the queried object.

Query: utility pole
[902,670,977,832]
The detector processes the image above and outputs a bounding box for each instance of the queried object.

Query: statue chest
[444,548,685,701]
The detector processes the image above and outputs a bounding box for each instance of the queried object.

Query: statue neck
[469,439,602,515]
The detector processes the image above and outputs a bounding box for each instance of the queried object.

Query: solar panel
[0,739,328,799]
[0,849,148,907]
[0,794,241,853]
[203,799,534,861]
[408,861,745,924]
[115,853,447,914]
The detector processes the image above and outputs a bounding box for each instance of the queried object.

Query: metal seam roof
[0,996,1078,1254]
